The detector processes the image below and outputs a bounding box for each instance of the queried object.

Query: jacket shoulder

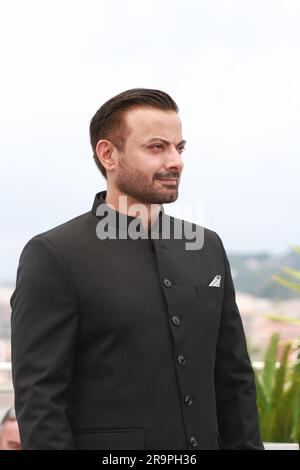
[19,211,96,263]
[38,211,92,238]
[30,210,96,244]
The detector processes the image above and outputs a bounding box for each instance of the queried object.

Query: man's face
[0,420,21,450]
[113,107,185,204]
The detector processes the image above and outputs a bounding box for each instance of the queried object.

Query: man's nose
[163,146,184,170]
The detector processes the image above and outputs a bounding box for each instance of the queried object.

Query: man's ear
[95,140,117,173]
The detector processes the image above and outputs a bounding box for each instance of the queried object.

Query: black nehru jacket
[11,191,263,450]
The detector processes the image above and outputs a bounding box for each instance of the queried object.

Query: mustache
[154,172,179,179]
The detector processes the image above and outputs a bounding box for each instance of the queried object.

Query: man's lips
[155,177,178,185]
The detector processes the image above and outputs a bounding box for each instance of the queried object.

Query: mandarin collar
[91,190,165,235]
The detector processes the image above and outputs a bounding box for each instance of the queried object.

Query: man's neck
[105,188,161,231]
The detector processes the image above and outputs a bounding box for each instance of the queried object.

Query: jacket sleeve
[214,233,264,450]
[10,235,79,449]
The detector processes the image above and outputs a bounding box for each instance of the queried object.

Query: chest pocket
[194,285,223,337]
[196,285,223,298]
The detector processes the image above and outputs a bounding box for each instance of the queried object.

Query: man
[0,407,21,450]
[11,88,263,450]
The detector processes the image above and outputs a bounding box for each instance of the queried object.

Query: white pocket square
[208,275,222,287]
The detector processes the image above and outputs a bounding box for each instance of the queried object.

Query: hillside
[228,250,300,300]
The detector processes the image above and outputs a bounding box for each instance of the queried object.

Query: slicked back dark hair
[89,88,179,178]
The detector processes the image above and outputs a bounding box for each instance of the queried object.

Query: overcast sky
[0,0,300,283]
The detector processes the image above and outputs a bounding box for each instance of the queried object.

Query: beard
[115,160,180,204]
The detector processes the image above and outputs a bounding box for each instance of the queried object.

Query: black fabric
[10,191,263,450]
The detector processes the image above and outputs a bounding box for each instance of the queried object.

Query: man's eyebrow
[145,138,186,147]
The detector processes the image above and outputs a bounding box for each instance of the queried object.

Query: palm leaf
[265,342,292,441]
[288,245,300,257]
[264,314,300,325]
[270,379,298,441]
[272,275,300,294]
[281,267,300,281]
[271,341,292,407]
[262,333,279,402]
[290,383,300,442]
[254,369,268,415]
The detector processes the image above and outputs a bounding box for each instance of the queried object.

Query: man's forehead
[125,107,182,136]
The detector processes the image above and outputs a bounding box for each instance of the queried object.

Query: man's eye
[151,144,164,150]
[177,147,185,154]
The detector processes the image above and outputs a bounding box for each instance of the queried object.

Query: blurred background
[0,0,300,444]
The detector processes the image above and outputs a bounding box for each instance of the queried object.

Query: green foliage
[264,314,300,325]
[255,334,300,442]
[255,245,300,442]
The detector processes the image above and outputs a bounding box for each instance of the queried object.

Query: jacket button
[177,354,186,365]
[184,394,193,406]
[171,315,181,326]
[163,278,172,288]
[189,436,198,448]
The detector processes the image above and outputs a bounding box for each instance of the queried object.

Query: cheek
[137,160,161,178]
[122,150,164,179]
